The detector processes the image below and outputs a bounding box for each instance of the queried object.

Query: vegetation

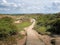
[33,13,60,35]
[0,17,18,40]
[0,17,19,45]
[0,15,31,45]
[0,13,60,45]
[16,21,31,31]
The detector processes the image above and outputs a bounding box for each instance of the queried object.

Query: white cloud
[0,8,10,11]
[0,0,60,13]
[13,4,18,7]
[1,0,18,8]
[2,0,7,4]
[54,0,60,2]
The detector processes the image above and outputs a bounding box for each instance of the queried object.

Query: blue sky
[0,0,60,14]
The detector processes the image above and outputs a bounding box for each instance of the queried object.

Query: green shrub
[0,17,18,40]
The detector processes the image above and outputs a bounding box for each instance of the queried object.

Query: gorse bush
[0,17,18,40]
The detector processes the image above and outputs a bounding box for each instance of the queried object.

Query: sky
[0,0,60,14]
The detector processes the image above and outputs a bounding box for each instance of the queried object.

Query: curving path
[24,19,45,45]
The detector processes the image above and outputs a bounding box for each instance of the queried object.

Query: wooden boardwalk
[24,19,45,45]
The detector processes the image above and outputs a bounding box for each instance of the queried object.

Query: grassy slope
[16,21,31,31]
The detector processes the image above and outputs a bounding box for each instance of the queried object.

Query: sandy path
[24,19,45,45]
